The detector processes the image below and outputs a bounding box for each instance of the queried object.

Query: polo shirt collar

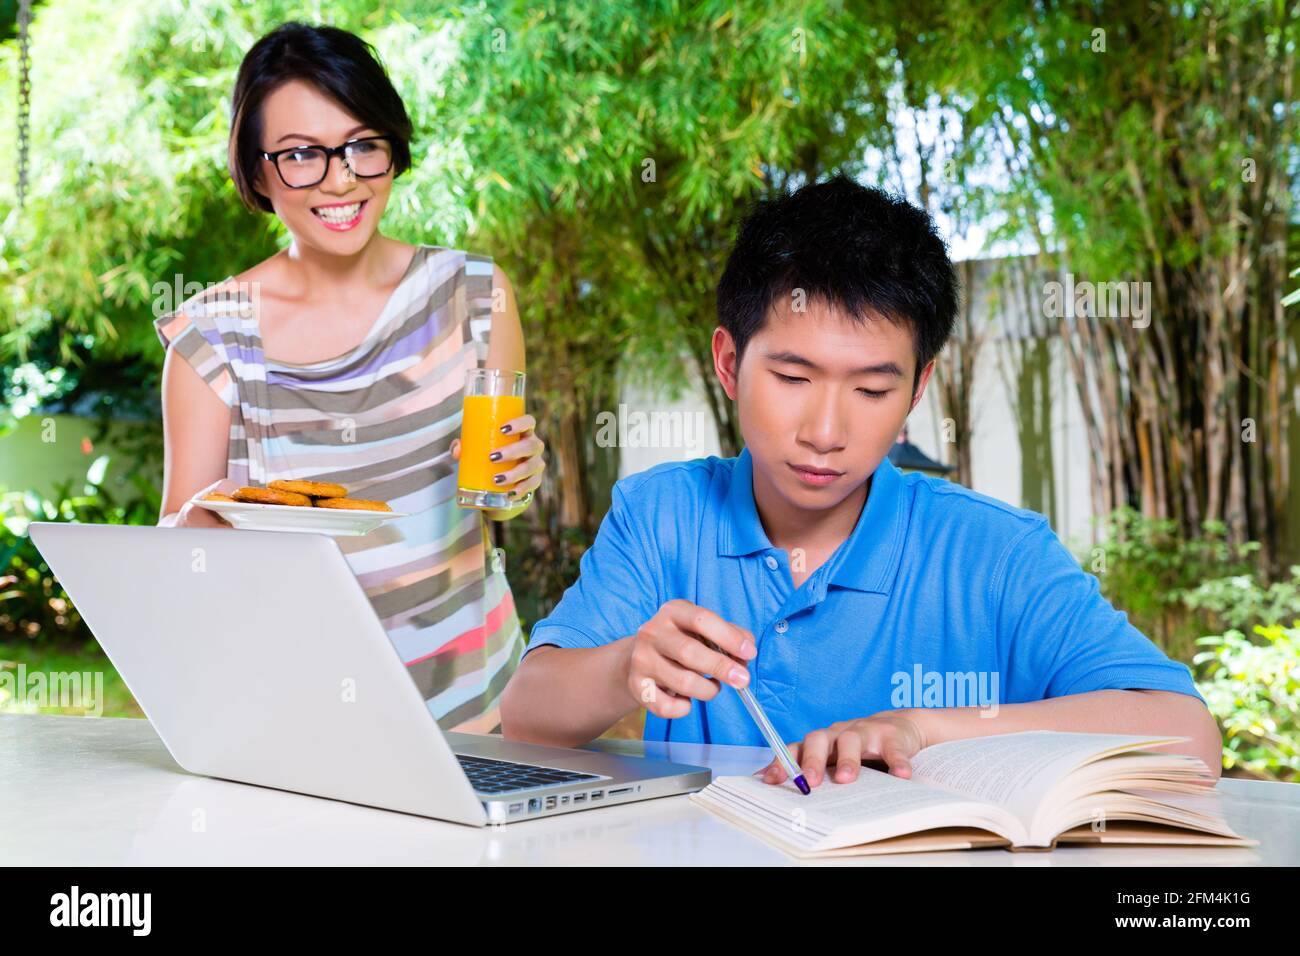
[825,455,906,593]
[718,446,907,595]
[718,447,773,557]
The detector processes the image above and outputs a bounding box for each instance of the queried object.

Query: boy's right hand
[624,600,757,719]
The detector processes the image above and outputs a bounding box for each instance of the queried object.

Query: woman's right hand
[167,478,240,528]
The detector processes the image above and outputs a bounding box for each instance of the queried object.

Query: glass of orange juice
[457,368,528,510]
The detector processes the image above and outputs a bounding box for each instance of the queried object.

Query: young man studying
[499,175,1222,788]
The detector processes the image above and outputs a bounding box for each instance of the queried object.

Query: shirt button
[774,619,789,634]
[764,555,778,570]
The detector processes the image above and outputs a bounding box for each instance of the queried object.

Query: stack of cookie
[204,480,392,512]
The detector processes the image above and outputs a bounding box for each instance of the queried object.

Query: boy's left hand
[757,712,928,788]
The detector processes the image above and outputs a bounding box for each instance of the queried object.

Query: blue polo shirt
[524,448,1204,745]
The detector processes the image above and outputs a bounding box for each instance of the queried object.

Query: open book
[690,731,1258,858]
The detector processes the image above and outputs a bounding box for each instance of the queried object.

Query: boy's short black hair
[716,174,958,391]
[229,22,413,214]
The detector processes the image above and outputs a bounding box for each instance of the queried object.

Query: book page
[691,788,1012,858]
[706,768,1023,849]
[908,731,1177,826]
[715,768,969,830]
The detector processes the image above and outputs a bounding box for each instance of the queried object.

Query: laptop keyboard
[456,754,601,794]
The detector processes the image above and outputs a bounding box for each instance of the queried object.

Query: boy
[500,175,1221,788]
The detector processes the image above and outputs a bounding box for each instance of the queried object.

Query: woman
[155,22,545,734]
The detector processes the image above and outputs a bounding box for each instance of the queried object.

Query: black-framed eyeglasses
[259,135,395,189]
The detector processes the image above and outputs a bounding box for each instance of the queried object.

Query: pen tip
[794,775,811,796]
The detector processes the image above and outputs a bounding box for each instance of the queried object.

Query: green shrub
[1083,510,1300,780]
[1194,621,1300,782]
[1086,506,1259,662]
[0,454,157,644]
[1180,566,1300,631]
[1177,566,1300,781]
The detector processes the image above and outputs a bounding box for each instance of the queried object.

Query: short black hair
[716,174,958,391]
[228,22,413,213]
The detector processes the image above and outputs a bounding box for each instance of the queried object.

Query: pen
[735,683,811,795]
[702,638,810,795]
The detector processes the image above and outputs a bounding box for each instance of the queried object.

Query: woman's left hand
[450,413,546,501]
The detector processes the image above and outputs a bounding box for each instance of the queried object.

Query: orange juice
[458,393,525,492]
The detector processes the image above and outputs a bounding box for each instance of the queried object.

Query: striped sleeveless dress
[153,244,524,733]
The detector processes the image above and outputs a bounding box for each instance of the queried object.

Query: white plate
[191,495,408,536]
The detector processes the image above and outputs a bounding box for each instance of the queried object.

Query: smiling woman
[152,22,547,733]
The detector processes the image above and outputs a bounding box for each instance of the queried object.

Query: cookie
[268,479,348,499]
[313,497,392,512]
[200,492,237,502]
[232,486,313,507]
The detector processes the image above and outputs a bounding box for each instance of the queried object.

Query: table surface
[3,714,1295,866]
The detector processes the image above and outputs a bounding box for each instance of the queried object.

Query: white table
[2,714,1293,865]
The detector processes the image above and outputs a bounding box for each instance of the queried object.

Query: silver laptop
[27,522,710,825]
